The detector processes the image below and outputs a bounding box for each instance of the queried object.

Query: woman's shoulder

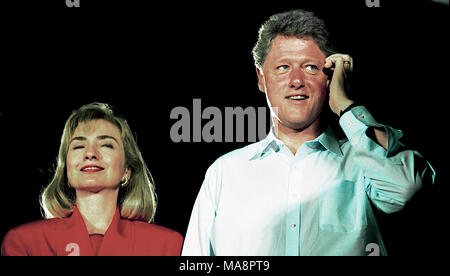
[2,218,65,256]
[7,218,64,238]
[126,220,184,255]
[131,220,183,240]
[7,217,63,235]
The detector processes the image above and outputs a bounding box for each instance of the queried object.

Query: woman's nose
[84,146,99,160]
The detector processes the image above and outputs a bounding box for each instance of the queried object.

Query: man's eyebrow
[275,56,323,64]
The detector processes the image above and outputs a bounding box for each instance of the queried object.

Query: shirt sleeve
[339,106,436,214]
[181,160,221,256]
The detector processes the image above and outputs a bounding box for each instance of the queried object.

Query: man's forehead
[268,35,325,59]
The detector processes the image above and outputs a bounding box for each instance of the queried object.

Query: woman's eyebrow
[97,135,119,144]
[69,136,86,144]
[69,135,119,144]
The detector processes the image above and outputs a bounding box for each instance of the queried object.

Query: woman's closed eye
[72,144,113,150]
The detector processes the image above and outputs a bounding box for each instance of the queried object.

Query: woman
[1,103,183,256]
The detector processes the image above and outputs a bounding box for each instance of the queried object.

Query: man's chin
[273,118,321,134]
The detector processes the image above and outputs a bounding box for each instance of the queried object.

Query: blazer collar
[98,206,134,256]
[56,205,134,256]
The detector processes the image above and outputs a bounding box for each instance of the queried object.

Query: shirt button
[290,224,297,230]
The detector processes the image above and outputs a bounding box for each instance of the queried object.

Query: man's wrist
[339,102,360,117]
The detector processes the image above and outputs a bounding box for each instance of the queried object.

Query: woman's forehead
[73,119,121,137]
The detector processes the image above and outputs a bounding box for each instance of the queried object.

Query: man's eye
[306,65,319,71]
[102,144,114,149]
[73,145,84,150]
[277,65,289,70]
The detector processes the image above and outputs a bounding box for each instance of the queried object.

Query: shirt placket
[285,144,314,256]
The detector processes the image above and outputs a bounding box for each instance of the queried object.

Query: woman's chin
[73,182,119,194]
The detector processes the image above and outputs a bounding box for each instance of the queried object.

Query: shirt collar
[250,125,343,160]
[316,126,343,156]
[250,128,283,160]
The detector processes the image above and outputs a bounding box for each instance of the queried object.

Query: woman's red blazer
[1,206,183,256]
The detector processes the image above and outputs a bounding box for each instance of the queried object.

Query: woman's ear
[120,168,132,188]
[123,167,131,180]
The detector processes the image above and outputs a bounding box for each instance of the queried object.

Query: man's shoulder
[204,140,269,175]
[216,139,266,163]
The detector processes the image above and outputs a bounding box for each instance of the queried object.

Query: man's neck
[273,119,323,155]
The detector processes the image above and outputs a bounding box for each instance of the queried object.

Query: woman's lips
[80,165,104,172]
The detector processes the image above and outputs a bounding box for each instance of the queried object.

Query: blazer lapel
[97,207,134,256]
[55,206,95,256]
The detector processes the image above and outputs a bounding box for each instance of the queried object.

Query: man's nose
[289,68,305,90]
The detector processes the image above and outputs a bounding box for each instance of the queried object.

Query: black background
[0,0,447,256]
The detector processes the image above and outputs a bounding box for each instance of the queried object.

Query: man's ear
[256,67,266,93]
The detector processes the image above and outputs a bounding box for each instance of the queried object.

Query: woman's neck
[75,189,119,235]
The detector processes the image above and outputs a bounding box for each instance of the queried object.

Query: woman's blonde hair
[40,102,157,222]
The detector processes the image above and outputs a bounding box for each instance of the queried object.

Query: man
[182,9,435,256]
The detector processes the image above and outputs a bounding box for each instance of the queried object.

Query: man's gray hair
[252,9,337,69]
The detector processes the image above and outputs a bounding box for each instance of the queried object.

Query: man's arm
[367,127,388,151]
[340,105,435,213]
[324,53,387,150]
[325,53,435,213]
[181,161,220,256]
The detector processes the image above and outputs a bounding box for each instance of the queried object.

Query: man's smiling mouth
[286,95,309,100]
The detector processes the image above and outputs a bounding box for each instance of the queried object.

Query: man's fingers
[325,54,353,73]
[343,55,353,73]
[333,57,346,78]
[324,58,334,68]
